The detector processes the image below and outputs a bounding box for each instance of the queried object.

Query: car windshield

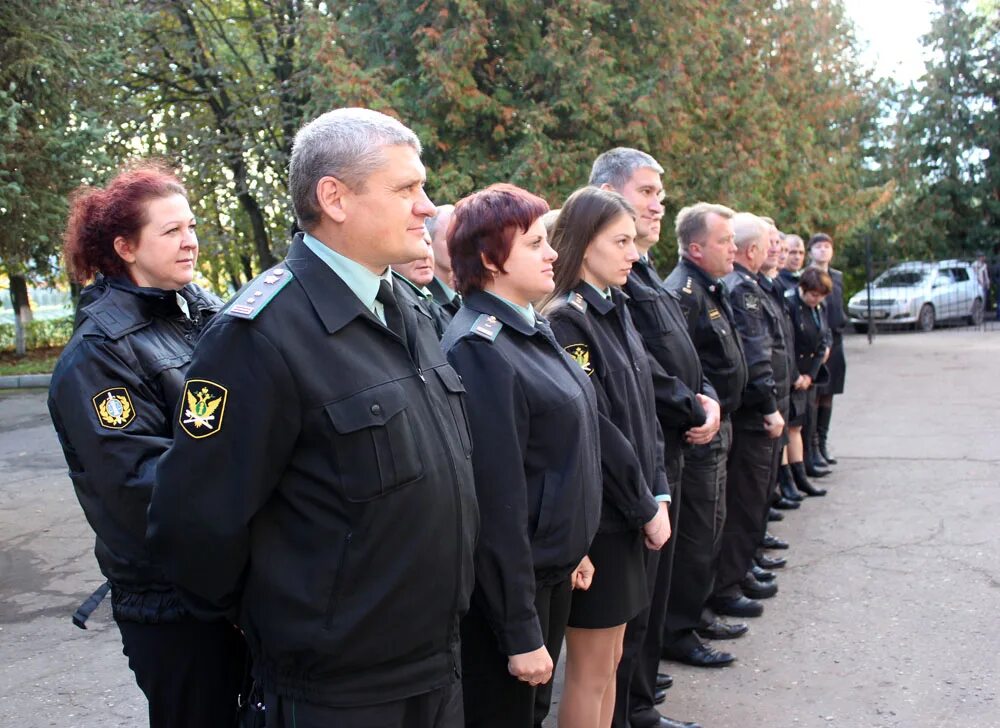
[875,270,928,287]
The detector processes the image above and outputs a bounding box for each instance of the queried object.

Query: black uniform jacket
[47,276,221,623]
[777,268,800,292]
[148,237,479,707]
[785,287,831,380]
[441,291,602,655]
[723,263,779,431]
[392,271,451,339]
[546,283,669,533]
[758,273,794,414]
[819,267,847,333]
[663,258,749,417]
[623,259,714,440]
[428,276,461,321]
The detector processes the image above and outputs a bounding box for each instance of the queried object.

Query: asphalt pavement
[1,329,998,727]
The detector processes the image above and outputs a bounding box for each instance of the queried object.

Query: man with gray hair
[149,107,478,728]
[426,204,461,319]
[709,213,786,621]
[590,147,717,728]
[661,202,749,669]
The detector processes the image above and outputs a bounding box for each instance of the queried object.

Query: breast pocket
[433,365,473,457]
[324,381,425,502]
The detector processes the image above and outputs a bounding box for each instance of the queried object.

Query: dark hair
[799,267,833,294]
[448,183,549,295]
[63,161,187,283]
[541,187,635,311]
[808,232,833,248]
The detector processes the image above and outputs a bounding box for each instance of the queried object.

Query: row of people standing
[47,107,845,728]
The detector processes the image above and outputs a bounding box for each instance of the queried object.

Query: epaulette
[784,287,795,299]
[681,277,694,295]
[470,313,503,341]
[225,266,293,319]
[568,291,588,313]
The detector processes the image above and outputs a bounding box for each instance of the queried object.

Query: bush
[0,316,74,352]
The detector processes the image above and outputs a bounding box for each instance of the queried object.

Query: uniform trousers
[662,418,732,651]
[713,428,781,599]
[262,680,463,728]
[627,443,685,728]
[463,579,572,728]
[117,617,247,728]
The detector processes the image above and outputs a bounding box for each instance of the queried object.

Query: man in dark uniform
[591,148,720,728]
[148,108,479,728]
[661,202,749,668]
[426,204,462,317]
[778,234,806,292]
[393,226,452,337]
[710,214,786,619]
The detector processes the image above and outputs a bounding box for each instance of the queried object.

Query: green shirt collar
[435,275,459,302]
[303,232,393,315]
[584,281,612,300]
[485,290,536,326]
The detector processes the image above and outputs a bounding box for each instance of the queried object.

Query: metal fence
[846,256,999,340]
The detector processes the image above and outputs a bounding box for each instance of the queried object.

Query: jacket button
[370,403,382,415]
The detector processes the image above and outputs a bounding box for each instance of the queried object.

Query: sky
[842,0,937,83]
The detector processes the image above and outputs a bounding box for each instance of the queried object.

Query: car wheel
[968,297,984,325]
[852,323,869,334]
[917,303,936,332]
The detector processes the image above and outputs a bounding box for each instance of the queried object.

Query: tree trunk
[9,274,33,357]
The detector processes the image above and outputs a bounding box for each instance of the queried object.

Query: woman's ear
[113,236,137,264]
[480,252,500,274]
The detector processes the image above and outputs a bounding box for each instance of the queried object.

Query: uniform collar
[463,289,538,337]
[301,231,393,313]
[679,257,726,296]
[576,281,617,315]
[484,290,536,326]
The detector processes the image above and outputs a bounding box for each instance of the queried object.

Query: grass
[0,347,63,376]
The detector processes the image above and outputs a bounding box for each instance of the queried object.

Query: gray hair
[426,204,455,240]
[732,212,768,252]
[675,202,736,256]
[589,147,664,190]
[785,233,804,249]
[290,107,422,230]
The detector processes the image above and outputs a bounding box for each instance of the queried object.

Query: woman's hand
[643,502,672,551]
[794,374,812,391]
[508,646,554,686]
[570,555,595,591]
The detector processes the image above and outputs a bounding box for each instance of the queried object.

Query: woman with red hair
[47,162,245,727]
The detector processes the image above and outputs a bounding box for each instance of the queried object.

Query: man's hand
[762,410,785,439]
[570,555,595,591]
[685,394,721,445]
[643,501,672,551]
[508,646,554,686]
[794,374,812,391]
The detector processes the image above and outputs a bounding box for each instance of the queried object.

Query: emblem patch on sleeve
[93,388,135,429]
[565,344,594,376]
[180,379,228,439]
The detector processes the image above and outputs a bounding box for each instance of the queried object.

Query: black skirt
[567,529,647,629]
[817,332,846,395]
[788,387,808,427]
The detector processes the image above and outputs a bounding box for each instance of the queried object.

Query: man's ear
[599,183,615,193]
[316,176,348,224]
[113,236,137,264]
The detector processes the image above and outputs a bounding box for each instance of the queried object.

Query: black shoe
[819,442,838,465]
[696,619,749,640]
[741,573,778,599]
[791,462,827,496]
[751,564,775,582]
[656,672,673,690]
[653,718,702,728]
[778,464,804,501]
[805,457,831,478]
[768,507,784,521]
[756,553,786,569]
[709,594,764,618]
[654,688,667,705]
[663,640,736,667]
[773,496,801,510]
[817,406,838,464]
[762,532,789,549]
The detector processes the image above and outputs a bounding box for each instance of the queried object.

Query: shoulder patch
[681,276,694,295]
[93,387,135,429]
[225,267,293,320]
[743,293,760,311]
[568,291,588,313]
[708,307,722,320]
[471,313,503,341]
[179,379,228,439]
[564,343,594,376]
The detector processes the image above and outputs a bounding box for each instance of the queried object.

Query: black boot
[805,452,830,478]
[791,461,826,496]
[778,464,804,501]
[817,405,837,464]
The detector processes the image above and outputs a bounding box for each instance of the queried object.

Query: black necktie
[376,279,407,347]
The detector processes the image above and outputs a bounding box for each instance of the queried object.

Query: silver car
[848,260,985,332]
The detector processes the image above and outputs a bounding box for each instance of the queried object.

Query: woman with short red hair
[48,162,245,727]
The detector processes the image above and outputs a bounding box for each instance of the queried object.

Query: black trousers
[117,618,247,728]
[628,445,684,728]
[463,579,572,728]
[713,428,781,599]
[263,680,463,728]
[663,417,731,650]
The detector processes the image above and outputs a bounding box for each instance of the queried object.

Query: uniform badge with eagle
[179,380,228,439]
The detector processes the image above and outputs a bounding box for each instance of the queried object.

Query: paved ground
[1,330,998,727]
